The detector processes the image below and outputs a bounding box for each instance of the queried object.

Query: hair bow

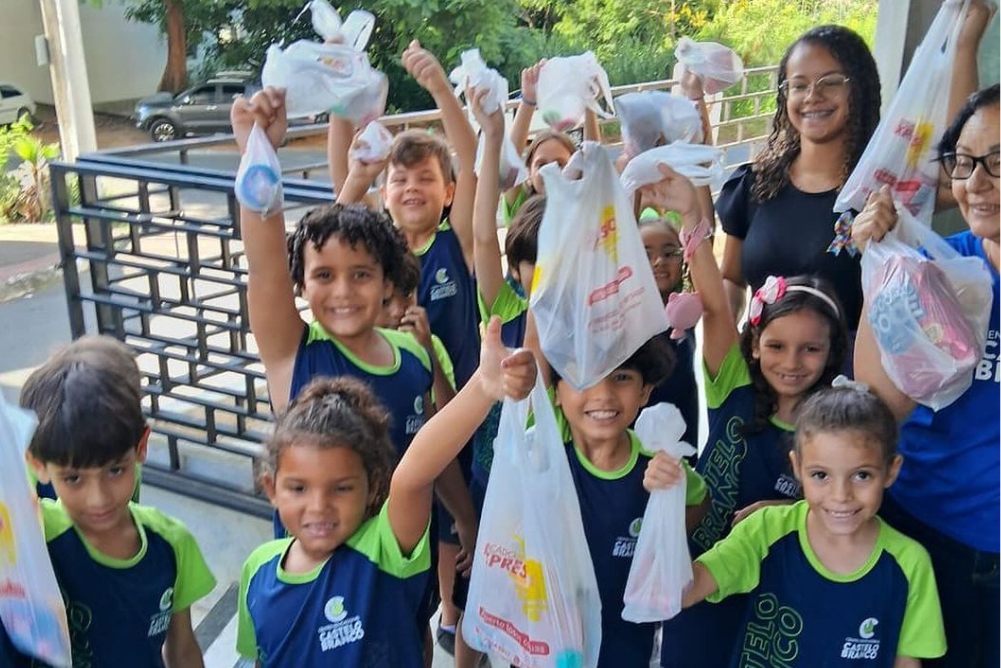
[827,211,859,257]
[748,275,786,326]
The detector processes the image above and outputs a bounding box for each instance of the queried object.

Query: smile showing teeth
[303,522,336,536]
[825,509,858,520]
[402,198,425,206]
[969,203,999,214]
[585,409,618,421]
[801,110,833,119]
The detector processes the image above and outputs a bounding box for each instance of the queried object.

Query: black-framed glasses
[779,74,851,98]
[938,150,1001,179]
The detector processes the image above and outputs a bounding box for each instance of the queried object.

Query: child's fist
[643,451,684,492]
[639,164,700,226]
[468,86,505,139]
[851,185,897,253]
[479,317,537,401]
[402,40,449,96]
[399,305,432,351]
[520,59,546,105]
[231,87,287,154]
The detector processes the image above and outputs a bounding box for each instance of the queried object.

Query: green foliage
[0,114,62,223]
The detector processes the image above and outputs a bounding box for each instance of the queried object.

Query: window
[185,86,215,105]
[0,85,22,99]
[220,84,245,101]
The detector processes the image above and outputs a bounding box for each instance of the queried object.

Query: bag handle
[496,370,560,473]
[888,202,960,262]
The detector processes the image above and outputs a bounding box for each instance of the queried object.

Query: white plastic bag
[621,404,696,623]
[530,142,670,390]
[835,0,972,224]
[235,123,283,216]
[306,0,375,51]
[861,204,993,410]
[0,395,72,668]
[614,91,703,158]
[350,121,393,164]
[620,142,725,196]
[262,40,388,124]
[450,49,529,189]
[536,52,615,132]
[674,38,744,95]
[462,374,602,668]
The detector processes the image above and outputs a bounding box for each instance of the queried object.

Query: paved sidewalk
[0,223,76,303]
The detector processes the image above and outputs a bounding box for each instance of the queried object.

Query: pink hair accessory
[748,275,786,326]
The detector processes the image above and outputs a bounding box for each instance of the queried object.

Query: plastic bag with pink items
[350,121,393,164]
[861,203,993,410]
[0,394,73,668]
[614,91,703,159]
[621,403,696,623]
[674,37,745,95]
[536,52,615,132]
[835,0,975,226]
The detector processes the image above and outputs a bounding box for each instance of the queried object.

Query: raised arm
[402,41,478,268]
[469,86,507,308]
[509,60,544,155]
[327,116,354,196]
[231,89,304,413]
[388,318,536,554]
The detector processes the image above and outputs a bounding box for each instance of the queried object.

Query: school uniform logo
[430,268,458,301]
[318,595,365,651]
[147,587,174,637]
[612,517,643,558]
[841,617,880,659]
[406,394,425,435]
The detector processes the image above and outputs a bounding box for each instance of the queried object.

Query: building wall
[0,0,166,106]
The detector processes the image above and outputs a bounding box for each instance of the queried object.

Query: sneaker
[436,624,456,656]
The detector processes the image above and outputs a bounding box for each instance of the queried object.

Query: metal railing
[50,66,778,516]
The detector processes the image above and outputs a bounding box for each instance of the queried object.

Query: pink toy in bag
[462,373,602,668]
[674,37,744,95]
[0,394,72,668]
[861,203,992,410]
[621,404,696,623]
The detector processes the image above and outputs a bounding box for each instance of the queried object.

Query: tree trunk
[158,0,187,93]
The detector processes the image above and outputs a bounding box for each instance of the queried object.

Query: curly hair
[752,25,881,202]
[795,386,899,463]
[739,275,849,434]
[267,376,396,518]
[286,203,410,295]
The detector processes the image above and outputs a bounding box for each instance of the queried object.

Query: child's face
[640,223,683,298]
[266,444,373,562]
[556,368,652,445]
[751,309,831,402]
[31,442,146,539]
[528,139,573,193]
[302,236,393,341]
[383,156,454,235]
[790,430,901,539]
[378,289,413,329]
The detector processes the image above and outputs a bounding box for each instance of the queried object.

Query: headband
[748,275,841,326]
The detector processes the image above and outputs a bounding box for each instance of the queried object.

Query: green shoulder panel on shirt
[704,343,752,410]
[40,498,74,542]
[345,500,431,579]
[478,280,528,326]
[430,334,456,390]
[698,500,804,602]
[502,190,528,226]
[381,327,433,372]
[133,504,217,612]
[880,521,947,659]
[237,539,293,659]
[412,219,452,257]
[306,321,432,375]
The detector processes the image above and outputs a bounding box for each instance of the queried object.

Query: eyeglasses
[938,150,1000,179]
[779,74,851,99]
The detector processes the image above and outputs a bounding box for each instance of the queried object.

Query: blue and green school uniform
[697,501,946,667]
[555,405,708,668]
[501,189,529,227]
[238,501,431,668]
[661,344,801,668]
[2,499,215,668]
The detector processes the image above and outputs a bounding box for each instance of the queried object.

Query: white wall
[0,0,166,106]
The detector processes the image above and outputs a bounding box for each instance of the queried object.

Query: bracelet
[680,217,713,262]
[522,97,536,106]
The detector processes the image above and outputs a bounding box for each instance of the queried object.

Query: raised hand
[230,87,287,154]
[402,40,450,97]
[468,86,505,140]
[520,59,546,105]
[851,185,897,253]
[479,317,536,402]
[639,164,701,225]
[642,451,685,493]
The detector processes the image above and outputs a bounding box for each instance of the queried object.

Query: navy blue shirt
[644,330,700,449]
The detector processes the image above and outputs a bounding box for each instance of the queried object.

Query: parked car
[0,82,37,126]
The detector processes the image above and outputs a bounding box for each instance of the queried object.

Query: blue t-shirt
[562,424,707,668]
[644,330,700,449]
[662,344,799,668]
[415,222,480,390]
[698,502,946,667]
[238,501,430,668]
[890,231,1000,552]
[2,500,216,668]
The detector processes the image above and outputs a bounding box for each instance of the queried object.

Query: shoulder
[241,539,292,582]
[878,518,936,579]
[40,498,75,542]
[704,343,752,409]
[130,504,197,546]
[379,327,432,371]
[346,501,431,580]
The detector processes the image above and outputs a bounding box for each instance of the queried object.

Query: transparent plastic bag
[450,49,529,189]
[462,374,602,668]
[306,0,375,51]
[262,40,388,124]
[536,52,615,132]
[862,204,993,410]
[835,0,972,225]
[674,37,744,95]
[235,123,283,216]
[0,394,72,668]
[620,142,725,197]
[621,404,696,623]
[614,91,703,158]
[350,121,393,164]
[530,142,669,390]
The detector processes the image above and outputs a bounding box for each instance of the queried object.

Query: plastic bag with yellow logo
[0,394,72,668]
[462,373,602,667]
[834,0,972,226]
[529,142,669,390]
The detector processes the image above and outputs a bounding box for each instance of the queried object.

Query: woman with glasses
[853,84,1000,668]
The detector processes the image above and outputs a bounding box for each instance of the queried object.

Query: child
[647,385,946,667]
[638,214,701,449]
[643,165,849,668]
[236,317,537,668]
[10,336,216,668]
